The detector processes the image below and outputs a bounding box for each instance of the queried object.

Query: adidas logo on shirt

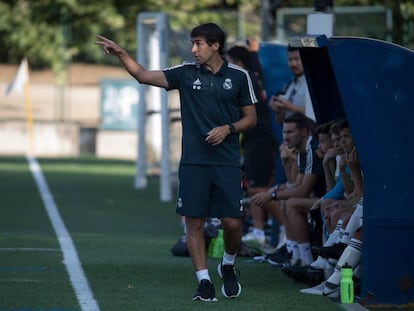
[192,78,202,90]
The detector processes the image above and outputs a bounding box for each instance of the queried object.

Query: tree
[0,0,412,78]
[0,0,127,84]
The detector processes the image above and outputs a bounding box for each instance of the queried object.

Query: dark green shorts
[176,164,243,218]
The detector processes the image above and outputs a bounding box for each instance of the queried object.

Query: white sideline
[27,156,100,311]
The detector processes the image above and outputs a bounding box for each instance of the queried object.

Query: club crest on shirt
[223,78,232,90]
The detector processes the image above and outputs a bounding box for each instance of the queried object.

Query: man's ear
[211,42,220,51]
[301,127,309,137]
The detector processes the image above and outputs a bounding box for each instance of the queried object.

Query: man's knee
[221,218,241,232]
[185,217,205,234]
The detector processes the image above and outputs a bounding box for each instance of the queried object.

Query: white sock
[326,238,362,286]
[340,205,363,244]
[353,264,362,279]
[291,241,300,262]
[322,211,329,244]
[336,229,345,244]
[279,225,286,237]
[298,242,314,266]
[286,239,294,253]
[277,225,286,249]
[196,269,210,283]
[325,220,343,246]
[324,259,337,279]
[252,228,265,238]
[222,250,237,265]
[356,198,364,226]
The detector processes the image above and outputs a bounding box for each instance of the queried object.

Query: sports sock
[291,241,300,263]
[321,209,331,244]
[353,264,362,279]
[298,242,313,266]
[340,205,363,244]
[252,228,265,238]
[277,225,286,248]
[286,239,294,253]
[222,250,236,265]
[325,238,362,286]
[325,219,343,246]
[279,225,286,236]
[336,228,345,244]
[196,269,211,283]
[324,258,337,279]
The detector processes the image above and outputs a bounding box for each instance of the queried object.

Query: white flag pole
[6,58,34,154]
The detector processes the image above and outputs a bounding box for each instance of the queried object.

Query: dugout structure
[292,34,414,307]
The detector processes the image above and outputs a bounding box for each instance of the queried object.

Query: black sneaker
[267,244,291,266]
[301,266,325,286]
[217,263,241,298]
[313,242,347,260]
[281,259,307,278]
[192,279,218,302]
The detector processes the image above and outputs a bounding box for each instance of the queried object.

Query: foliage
[0,0,413,82]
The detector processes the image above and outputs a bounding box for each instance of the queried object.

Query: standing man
[226,45,278,247]
[270,45,316,186]
[96,23,257,302]
[269,46,315,124]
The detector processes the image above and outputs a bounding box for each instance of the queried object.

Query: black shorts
[176,164,243,218]
[243,147,276,188]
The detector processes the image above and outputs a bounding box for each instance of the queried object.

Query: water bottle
[207,229,224,259]
[340,263,354,304]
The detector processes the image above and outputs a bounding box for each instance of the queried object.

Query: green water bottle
[207,229,224,258]
[340,263,354,304]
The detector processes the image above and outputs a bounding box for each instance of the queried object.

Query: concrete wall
[0,120,146,162]
[0,120,79,157]
[96,130,137,159]
[0,64,182,164]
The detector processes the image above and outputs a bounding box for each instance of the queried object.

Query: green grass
[0,156,343,310]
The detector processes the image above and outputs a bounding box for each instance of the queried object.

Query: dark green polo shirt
[164,60,257,166]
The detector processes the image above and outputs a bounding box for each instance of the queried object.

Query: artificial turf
[0,156,343,310]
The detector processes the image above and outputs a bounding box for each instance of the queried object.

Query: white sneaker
[241,232,265,245]
[322,281,340,298]
[300,281,325,295]
[310,256,327,270]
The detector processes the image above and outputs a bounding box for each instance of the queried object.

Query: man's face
[340,128,354,153]
[331,133,344,155]
[287,50,304,77]
[283,122,305,149]
[191,37,218,64]
[317,133,333,157]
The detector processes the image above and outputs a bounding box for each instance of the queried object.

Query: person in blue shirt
[96,23,257,302]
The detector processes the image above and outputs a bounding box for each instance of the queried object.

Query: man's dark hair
[191,23,226,56]
[313,121,332,136]
[336,118,349,131]
[284,112,315,132]
[226,45,252,70]
[287,46,300,52]
[329,118,347,135]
